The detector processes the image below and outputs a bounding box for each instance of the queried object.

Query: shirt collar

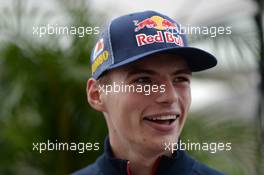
[101,136,195,175]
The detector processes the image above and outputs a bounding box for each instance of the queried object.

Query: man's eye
[134,77,152,84]
[173,77,190,83]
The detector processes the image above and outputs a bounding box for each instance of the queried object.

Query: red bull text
[136,31,183,47]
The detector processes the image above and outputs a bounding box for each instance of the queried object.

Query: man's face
[100,54,191,154]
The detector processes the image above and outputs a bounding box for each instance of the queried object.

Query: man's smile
[143,113,181,133]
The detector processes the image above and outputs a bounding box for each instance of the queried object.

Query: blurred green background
[0,0,263,174]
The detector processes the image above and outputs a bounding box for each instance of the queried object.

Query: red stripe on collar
[126,157,161,175]
[126,161,132,175]
[151,157,161,175]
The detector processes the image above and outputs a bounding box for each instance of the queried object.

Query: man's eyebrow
[126,68,158,77]
[125,68,191,78]
[171,69,192,75]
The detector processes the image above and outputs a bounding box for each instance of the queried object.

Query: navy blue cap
[90,10,217,79]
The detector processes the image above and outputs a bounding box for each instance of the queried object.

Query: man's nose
[155,81,178,105]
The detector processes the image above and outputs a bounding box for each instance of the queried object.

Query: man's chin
[143,135,179,154]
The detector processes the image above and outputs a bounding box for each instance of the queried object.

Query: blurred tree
[254,0,264,174]
[181,114,256,174]
[0,0,107,174]
[180,0,262,174]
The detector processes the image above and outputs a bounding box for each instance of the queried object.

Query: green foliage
[182,114,257,175]
[0,0,107,174]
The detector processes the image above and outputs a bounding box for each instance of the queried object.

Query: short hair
[97,71,111,85]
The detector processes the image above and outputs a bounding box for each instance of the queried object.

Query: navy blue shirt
[72,137,224,175]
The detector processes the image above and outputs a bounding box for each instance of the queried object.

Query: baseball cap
[90,10,217,79]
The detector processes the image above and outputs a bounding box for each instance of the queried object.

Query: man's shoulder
[71,162,100,175]
[71,156,103,175]
[191,160,225,175]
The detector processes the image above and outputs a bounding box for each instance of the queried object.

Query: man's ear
[86,78,105,112]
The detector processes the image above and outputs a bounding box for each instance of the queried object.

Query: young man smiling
[73,11,224,175]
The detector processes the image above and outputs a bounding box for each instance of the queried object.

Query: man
[73,10,224,175]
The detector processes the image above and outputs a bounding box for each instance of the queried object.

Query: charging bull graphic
[134,15,179,32]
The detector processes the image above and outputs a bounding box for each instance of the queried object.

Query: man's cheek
[181,89,191,110]
[184,96,191,111]
[187,88,192,105]
[186,94,192,111]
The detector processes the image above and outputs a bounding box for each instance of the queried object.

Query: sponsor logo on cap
[92,50,109,74]
[133,15,178,32]
[133,16,183,47]
[135,31,183,47]
[91,38,109,74]
[92,38,104,61]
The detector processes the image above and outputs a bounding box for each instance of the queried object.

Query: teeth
[145,115,178,120]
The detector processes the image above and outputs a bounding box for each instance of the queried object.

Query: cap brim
[108,47,217,73]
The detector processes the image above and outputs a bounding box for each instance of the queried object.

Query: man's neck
[109,137,163,175]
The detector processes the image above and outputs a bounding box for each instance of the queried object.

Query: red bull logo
[134,15,178,32]
[133,16,183,47]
